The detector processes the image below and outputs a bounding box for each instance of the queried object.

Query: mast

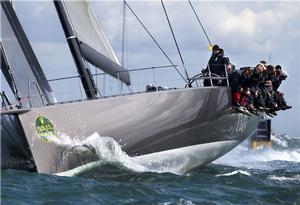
[54,0,97,99]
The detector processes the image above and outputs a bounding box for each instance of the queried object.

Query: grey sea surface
[1,134,300,205]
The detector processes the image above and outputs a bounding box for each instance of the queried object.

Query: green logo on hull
[35,115,55,142]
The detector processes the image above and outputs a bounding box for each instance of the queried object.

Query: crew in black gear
[204,45,229,86]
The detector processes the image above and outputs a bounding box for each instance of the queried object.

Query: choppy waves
[212,133,300,195]
[50,132,300,178]
[214,133,300,170]
[268,175,300,182]
[53,132,202,176]
[2,133,300,205]
[215,170,251,177]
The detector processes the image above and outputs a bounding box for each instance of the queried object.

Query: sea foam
[215,170,251,177]
[214,134,300,170]
[53,132,299,176]
[54,132,197,176]
[268,175,300,182]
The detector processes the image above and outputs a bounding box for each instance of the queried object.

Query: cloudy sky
[2,0,300,136]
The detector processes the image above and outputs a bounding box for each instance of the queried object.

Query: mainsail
[0,1,56,107]
[56,0,130,85]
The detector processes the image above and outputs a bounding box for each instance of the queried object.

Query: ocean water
[1,134,300,205]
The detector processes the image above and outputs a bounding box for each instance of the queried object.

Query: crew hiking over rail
[203,44,292,117]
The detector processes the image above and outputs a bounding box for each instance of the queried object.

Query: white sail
[62,0,120,65]
[61,0,130,85]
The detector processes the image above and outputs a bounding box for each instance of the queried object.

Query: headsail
[58,0,130,85]
[1,43,16,97]
[0,1,56,107]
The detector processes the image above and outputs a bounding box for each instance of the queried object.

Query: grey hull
[3,87,261,174]
[1,114,36,171]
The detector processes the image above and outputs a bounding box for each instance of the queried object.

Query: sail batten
[61,0,130,85]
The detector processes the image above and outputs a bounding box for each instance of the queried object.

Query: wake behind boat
[1,0,261,174]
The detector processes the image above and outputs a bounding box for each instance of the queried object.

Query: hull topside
[9,87,260,174]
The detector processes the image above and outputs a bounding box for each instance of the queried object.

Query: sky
[1,0,300,137]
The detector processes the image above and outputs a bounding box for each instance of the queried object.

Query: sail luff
[60,0,130,85]
[89,7,121,66]
[54,0,97,99]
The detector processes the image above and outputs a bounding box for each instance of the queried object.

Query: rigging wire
[188,0,212,46]
[121,0,126,68]
[121,1,134,93]
[160,0,189,81]
[124,1,187,83]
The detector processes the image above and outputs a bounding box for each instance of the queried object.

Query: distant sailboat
[1,0,261,174]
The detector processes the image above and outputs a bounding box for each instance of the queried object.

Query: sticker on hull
[235,113,248,133]
[35,115,55,142]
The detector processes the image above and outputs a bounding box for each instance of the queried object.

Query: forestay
[62,0,130,85]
